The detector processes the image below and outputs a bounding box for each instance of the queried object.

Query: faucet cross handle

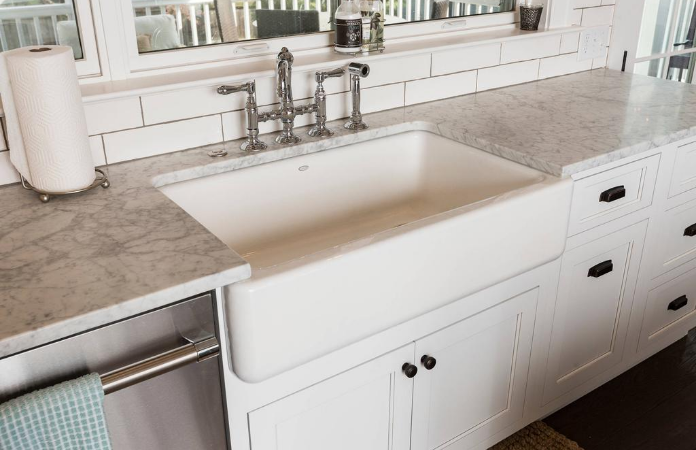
[309,68,345,138]
[217,81,255,96]
[315,68,345,85]
[217,80,267,152]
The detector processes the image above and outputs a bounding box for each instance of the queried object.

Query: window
[125,0,515,55]
[616,0,696,84]
[0,0,82,57]
[0,0,107,78]
[101,0,520,76]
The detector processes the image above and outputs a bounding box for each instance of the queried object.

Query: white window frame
[74,0,109,79]
[609,0,696,78]
[0,0,106,79]
[99,0,574,79]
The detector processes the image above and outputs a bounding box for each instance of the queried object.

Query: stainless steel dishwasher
[0,293,229,450]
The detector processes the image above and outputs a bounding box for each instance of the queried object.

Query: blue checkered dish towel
[0,373,112,450]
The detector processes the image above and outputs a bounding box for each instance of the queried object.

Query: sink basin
[159,130,573,382]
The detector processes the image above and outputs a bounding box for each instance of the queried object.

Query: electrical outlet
[578,26,610,61]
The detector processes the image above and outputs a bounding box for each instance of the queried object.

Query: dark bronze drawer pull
[684,224,696,237]
[599,186,626,203]
[668,295,689,312]
[588,260,614,278]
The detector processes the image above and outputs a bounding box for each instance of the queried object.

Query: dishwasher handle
[101,337,219,395]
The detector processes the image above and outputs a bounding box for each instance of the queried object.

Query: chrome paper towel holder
[21,168,110,203]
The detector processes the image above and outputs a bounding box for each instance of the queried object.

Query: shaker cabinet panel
[543,221,648,405]
[248,344,415,450]
[651,197,696,277]
[410,289,538,450]
[568,155,659,236]
[639,266,696,350]
[669,140,696,199]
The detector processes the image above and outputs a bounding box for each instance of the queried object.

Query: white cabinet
[542,220,648,404]
[410,289,538,450]
[650,197,696,277]
[640,270,696,348]
[248,344,414,450]
[567,155,659,236]
[668,139,696,199]
[248,286,540,450]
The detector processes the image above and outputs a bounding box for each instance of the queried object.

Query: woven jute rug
[489,421,584,450]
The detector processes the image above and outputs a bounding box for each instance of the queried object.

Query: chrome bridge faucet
[272,47,303,144]
[219,48,372,152]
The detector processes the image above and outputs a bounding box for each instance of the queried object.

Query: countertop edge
[0,263,251,359]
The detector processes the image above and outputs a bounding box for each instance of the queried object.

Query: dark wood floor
[544,329,696,450]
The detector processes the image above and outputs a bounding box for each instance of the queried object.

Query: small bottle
[359,0,384,53]
[335,0,362,54]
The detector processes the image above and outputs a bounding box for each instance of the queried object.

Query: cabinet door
[542,221,648,405]
[248,344,414,450]
[410,289,538,450]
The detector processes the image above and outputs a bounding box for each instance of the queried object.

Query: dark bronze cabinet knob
[421,355,437,370]
[402,363,418,378]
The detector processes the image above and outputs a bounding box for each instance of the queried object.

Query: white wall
[0,0,614,186]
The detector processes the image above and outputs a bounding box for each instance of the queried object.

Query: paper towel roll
[0,45,95,192]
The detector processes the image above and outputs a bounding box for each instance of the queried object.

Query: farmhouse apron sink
[159,130,573,382]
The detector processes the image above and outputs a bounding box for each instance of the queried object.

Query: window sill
[79,25,583,104]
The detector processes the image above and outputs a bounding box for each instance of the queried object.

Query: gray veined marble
[2,68,696,358]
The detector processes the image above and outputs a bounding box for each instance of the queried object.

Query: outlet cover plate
[579,26,610,61]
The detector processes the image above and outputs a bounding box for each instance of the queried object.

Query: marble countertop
[2,68,695,359]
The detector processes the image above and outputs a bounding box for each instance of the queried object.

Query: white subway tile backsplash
[601,0,616,4]
[0,151,19,185]
[103,115,223,164]
[221,110,247,142]
[500,35,561,64]
[362,54,431,88]
[560,32,581,54]
[84,97,143,135]
[431,44,501,76]
[581,6,614,27]
[0,28,618,188]
[572,0,601,7]
[405,71,477,106]
[570,9,583,25]
[592,49,609,69]
[89,136,107,166]
[539,53,593,79]
[360,83,406,114]
[478,60,540,92]
[142,85,241,125]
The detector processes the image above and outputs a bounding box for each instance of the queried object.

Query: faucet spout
[274,47,301,144]
[276,47,294,102]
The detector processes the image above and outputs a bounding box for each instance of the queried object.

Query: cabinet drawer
[640,267,696,349]
[543,221,647,405]
[652,197,696,276]
[568,155,659,236]
[668,140,696,199]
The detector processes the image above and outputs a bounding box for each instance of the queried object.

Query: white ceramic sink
[159,130,573,382]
